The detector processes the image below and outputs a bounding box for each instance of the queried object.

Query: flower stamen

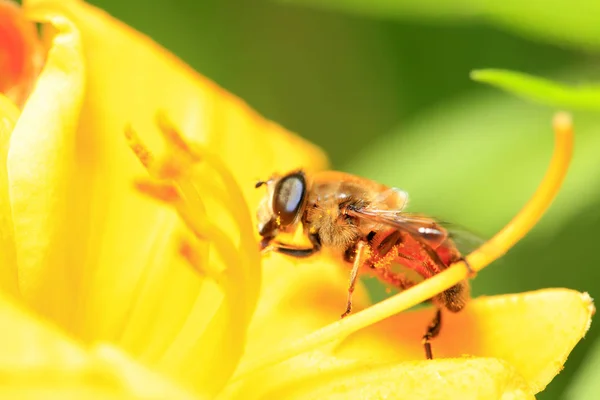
[466,112,573,271]
[125,112,263,393]
[124,125,154,168]
[235,111,574,378]
[179,237,226,287]
[133,179,180,203]
[126,113,261,392]
[154,111,262,312]
[155,112,196,158]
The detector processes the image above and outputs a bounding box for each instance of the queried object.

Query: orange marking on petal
[0,0,43,107]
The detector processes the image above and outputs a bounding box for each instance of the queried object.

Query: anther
[133,179,180,203]
[179,237,226,286]
[179,239,203,275]
[155,111,196,158]
[125,125,154,168]
[153,156,187,180]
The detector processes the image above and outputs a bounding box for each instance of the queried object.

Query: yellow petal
[8,11,85,328]
[19,0,326,341]
[241,253,371,366]
[24,0,327,196]
[226,289,589,398]
[0,94,19,296]
[333,289,594,393]
[264,358,534,400]
[225,347,534,399]
[16,0,326,396]
[0,292,201,399]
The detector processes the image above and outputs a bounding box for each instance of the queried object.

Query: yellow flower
[0,0,594,399]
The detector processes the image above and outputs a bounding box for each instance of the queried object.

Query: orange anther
[125,125,154,169]
[134,179,180,203]
[155,111,196,158]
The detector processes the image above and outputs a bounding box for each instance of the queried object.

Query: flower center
[125,111,262,393]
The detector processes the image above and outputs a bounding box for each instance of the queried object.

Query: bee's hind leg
[422,308,442,360]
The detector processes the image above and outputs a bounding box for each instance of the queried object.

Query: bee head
[255,170,308,239]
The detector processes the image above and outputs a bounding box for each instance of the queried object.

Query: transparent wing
[345,206,485,253]
[442,223,487,255]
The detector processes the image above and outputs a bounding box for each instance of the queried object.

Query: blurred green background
[87,0,600,398]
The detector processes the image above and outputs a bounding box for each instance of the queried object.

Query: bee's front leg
[261,233,322,258]
[341,240,371,318]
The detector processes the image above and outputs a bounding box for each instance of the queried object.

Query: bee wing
[346,207,485,253]
[346,208,447,246]
[441,223,486,254]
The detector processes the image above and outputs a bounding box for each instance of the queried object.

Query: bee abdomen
[435,280,470,312]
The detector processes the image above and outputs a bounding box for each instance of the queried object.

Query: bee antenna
[255,181,266,189]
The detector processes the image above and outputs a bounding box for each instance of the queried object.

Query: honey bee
[256,170,473,359]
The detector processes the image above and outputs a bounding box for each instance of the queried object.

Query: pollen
[373,248,397,270]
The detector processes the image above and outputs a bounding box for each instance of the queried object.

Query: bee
[256,170,473,360]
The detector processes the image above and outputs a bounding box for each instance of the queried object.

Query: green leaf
[279,0,600,50]
[563,337,600,400]
[471,69,600,111]
[347,90,600,239]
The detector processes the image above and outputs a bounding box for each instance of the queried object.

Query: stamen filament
[188,149,262,310]
[155,111,262,312]
[126,114,262,392]
[235,111,574,378]
[126,115,261,326]
[466,112,573,270]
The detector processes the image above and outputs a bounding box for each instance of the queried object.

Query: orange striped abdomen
[367,228,469,312]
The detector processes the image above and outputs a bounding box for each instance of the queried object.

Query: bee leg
[422,308,442,360]
[264,233,322,258]
[341,241,369,318]
[457,256,477,278]
[267,243,318,258]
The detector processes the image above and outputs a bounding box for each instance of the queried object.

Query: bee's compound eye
[273,172,306,226]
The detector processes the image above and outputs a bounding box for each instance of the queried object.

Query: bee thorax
[307,212,359,249]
